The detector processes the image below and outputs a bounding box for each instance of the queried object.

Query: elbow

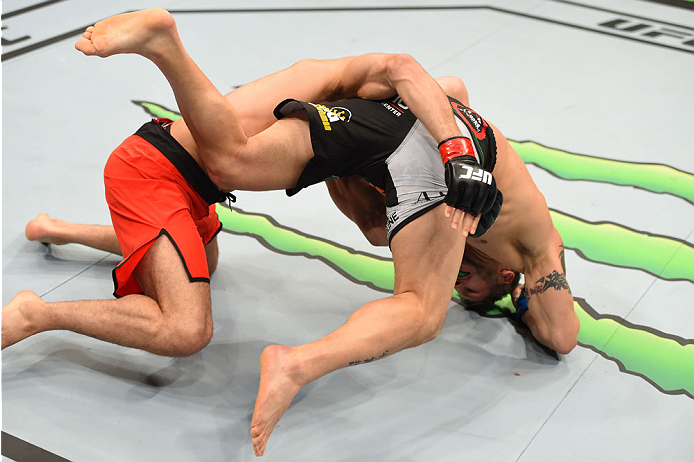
[383,53,420,81]
[290,58,320,77]
[525,306,580,355]
[548,314,580,355]
[553,335,578,355]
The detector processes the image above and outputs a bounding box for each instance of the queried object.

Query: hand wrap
[514,287,529,326]
[438,136,499,218]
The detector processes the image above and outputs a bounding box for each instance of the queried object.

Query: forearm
[519,265,579,354]
[379,54,461,143]
[335,54,461,143]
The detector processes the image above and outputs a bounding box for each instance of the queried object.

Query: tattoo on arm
[559,245,567,274]
[527,270,572,297]
[349,350,389,367]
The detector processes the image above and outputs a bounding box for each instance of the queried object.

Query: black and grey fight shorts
[274,96,497,244]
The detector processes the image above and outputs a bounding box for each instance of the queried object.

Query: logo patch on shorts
[451,101,488,140]
[309,103,352,131]
[382,96,409,117]
[385,210,400,233]
[416,191,445,203]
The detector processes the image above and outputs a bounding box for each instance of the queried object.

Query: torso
[465,122,556,274]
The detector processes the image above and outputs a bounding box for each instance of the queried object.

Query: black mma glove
[470,190,503,238]
[438,136,499,217]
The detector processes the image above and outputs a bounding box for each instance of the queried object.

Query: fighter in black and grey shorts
[274,94,498,244]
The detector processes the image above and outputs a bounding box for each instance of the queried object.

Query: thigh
[391,203,465,313]
[134,234,211,322]
[223,58,351,137]
[233,113,315,191]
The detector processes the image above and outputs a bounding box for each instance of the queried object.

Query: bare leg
[251,293,434,456]
[25,213,121,254]
[250,204,464,456]
[75,9,247,176]
[75,9,313,192]
[24,213,219,275]
[2,236,212,356]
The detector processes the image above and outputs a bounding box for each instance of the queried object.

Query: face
[454,248,501,302]
[454,263,495,302]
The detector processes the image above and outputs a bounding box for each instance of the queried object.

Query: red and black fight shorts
[104,119,226,298]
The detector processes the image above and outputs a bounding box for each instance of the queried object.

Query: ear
[500,269,516,285]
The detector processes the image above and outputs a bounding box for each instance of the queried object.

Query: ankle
[264,345,311,387]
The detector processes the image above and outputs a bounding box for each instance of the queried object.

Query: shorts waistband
[134,119,226,205]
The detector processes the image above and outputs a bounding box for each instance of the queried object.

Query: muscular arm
[329,53,462,143]
[224,54,460,141]
[517,223,579,354]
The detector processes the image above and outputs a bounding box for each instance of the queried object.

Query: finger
[450,208,466,231]
[460,212,476,237]
[469,215,481,236]
[445,204,454,218]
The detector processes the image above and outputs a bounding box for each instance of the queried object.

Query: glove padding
[439,136,499,217]
[470,190,502,238]
[443,155,498,216]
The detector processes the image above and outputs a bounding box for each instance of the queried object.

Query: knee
[164,316,214,357]
[415,304,448,345]
[199,144,250,191]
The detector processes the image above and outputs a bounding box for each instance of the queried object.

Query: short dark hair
[461,270,521,309]
[485,270,521,304]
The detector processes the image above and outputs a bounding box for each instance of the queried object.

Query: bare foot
[74,8,179,59]
[25,213,69,245]
[251,345,305,457]
[2,290,44,349]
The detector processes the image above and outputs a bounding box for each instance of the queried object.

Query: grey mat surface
[3,1,693,461]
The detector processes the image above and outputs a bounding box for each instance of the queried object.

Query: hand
[439,137,499,236]
[512,285,529,326]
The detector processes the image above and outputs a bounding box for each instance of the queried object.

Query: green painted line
[510,140,694,204]
[551,210,694,282]
[576,300,694,398]
[216,206,395,293]
[133,100,182,121]
[216,205,694,398]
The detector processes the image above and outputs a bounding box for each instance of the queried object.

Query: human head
[454,246,520,304]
